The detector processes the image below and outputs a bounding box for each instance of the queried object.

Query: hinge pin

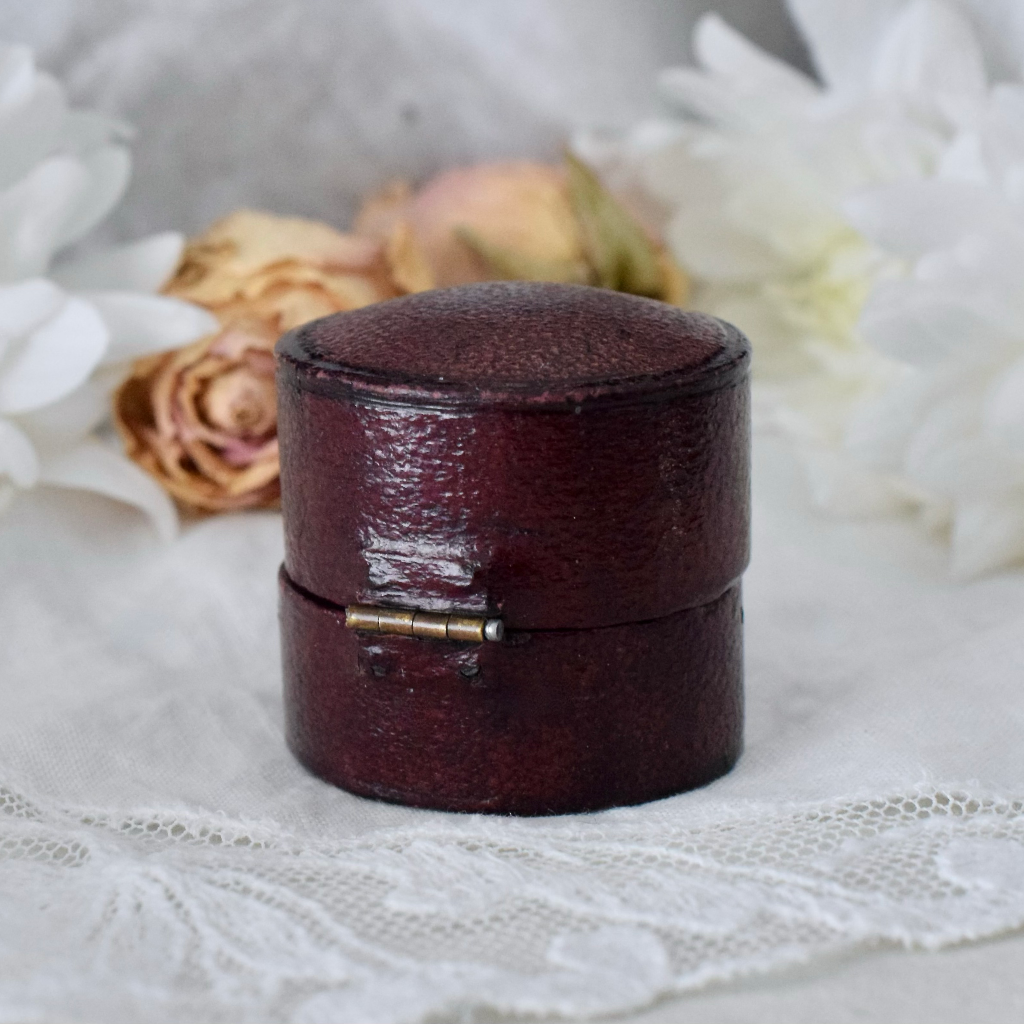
[346,604,504,643]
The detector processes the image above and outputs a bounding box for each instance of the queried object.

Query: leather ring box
[276,281,750,815]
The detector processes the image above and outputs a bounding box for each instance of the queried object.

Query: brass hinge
[345,604,504,643]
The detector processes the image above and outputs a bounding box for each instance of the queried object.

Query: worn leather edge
[275,323,751,412]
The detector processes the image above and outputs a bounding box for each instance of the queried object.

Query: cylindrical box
[276,281,750,815]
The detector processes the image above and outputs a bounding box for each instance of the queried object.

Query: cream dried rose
[162,207,432,331]
[355,155,688,304]
[164,208,433,332]
[116,209,433,513]
[113,324,281,512]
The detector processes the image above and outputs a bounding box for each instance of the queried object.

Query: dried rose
[355,154,688,304]
[356,164,586,287]
[164,208,433,333]
[113,323,281,512]
[116,209,433,513]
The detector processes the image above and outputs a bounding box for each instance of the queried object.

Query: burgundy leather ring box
[276,281,750,815]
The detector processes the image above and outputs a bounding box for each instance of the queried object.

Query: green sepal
[565,150,664,298]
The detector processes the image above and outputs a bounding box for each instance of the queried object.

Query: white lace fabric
[3,437,1024,1023]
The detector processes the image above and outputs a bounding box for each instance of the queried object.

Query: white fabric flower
[0,43,216,537]
[601,0,1024,575]
[839,86,1024,577]
[631,1,990,384]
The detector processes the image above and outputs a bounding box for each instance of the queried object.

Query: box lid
[277,280,748,410]
[276,282,750,630]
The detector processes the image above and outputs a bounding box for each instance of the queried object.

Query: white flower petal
[983,354,1024,451]
[912,231,1024,325]
[0,295,108,415]
[0,44,35,107]
[0,155,89,280]
[666,202,783,282]
[695,13,818,102]
[937,133,990,184]
[0,71,66,192]
[658,68,753,129]
[844,367,930,469]
[654,139,836,281]
[0,278,64,356]
[1004,163,1024,206]
[914,433,1024,501]
[844,182,1011,256]
[859,280,1014,366]
[60,108,133,153]
[84,292,217,365]
[38,438,177,541]
[726,181,845,270]
[661,19,815,130]
[855,107,946,183]
[639,129,719,206]
[904,387,1024,500]
[52,232,184,293]
[950,496,1024,578]
[800,444,918,516]
[0,416,39,487]
[987,85,1024,169]
[697,285,816,378]
[53,144,131,251]
[786,0,904,91]
[16,367,121,446]
[871,0,987,126]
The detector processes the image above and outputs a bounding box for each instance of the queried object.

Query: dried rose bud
[357,162,588,288]
[355,156,688,304]
[113,323,281,512]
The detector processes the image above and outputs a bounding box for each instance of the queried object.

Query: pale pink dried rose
[357,163,587,287]
[355,157,688,304]
[113,323,281,512]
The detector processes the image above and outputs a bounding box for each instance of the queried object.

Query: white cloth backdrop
[0,0,810,238]
[2,437,1024,1023]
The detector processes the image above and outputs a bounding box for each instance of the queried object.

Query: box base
[280,567,743,816]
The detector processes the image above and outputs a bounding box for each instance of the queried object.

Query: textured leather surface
[275,283,750,812]
[278,382,748,628]
[280,566,743,816]
[276,283,750,629]
[277,282,749,408]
